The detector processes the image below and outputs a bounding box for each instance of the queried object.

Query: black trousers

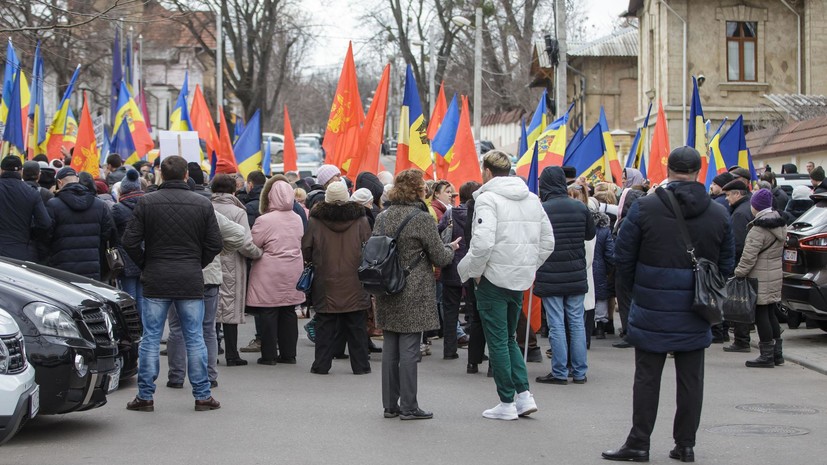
[755,303,781,342]
[463,282,487,364]
[615,275,631,336]
[313,311,370,374]
[257,306,298,361]
[733,322,752,347]
[442,285,462,357]
[626,348,705,450]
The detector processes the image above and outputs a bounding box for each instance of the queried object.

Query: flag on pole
[444,95,482,188]
[232,114,244,143]
[515,90,548,172]
[44,65,81,160]
[0,38,18,123]
[356,64,391,174]
[322,42,364,174]
[27,41,46,158]
[647,99,671,185]
[109,115,138,164]
[687,76,709,182]
[626,128,641,170]
[282,105,297,173]
[395,64,432,177]
[427,81,448,140]
[216,110,237,175]
[111,28,122,126]
[565,126,584,162]
[523,141,542,333]
[717,116,756,180]
[526,141,540,195]
[599,107,622,185]
[518,117,528,160]
[515,103,572,178]
[112,81,153,161]
[2,68,25,156]
[704,120,728,188]
[432,94,460,180]
[70,91,99,177]
[263,139,272,176]
[234,110,262,178]
[563,123,607,184]
[169,72,193,131]
[125,36,134,95]
[190,84,218,159]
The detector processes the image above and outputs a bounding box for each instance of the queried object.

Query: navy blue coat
[534,167,596,297]
[592,212,615,301]
[712,193,729,210]
[615,182,735,353]
[0,173,52,261]
[46,183,117,280]
[730,194,753,264]
[438,205,469,287]
[111,192,144,278]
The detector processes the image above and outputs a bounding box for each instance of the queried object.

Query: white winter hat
[350,188,373,207]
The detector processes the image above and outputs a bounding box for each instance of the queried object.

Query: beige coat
[212,193,262,324]
[734,210,786,305]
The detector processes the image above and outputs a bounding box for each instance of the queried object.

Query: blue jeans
[138,297,210,401]
[543,294,588,380]
[119,276,144,314]
[168,285,219,383]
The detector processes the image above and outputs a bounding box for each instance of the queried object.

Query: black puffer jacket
[438,204,469,287]
[772,187,789,213]
[111,192,144,278]
[122,180,223,299]
[46,183,117,280]
[730,194,753,264]
[244,184,265,228]
[783,198,813,225]
[534,166,595,297]
[0,173,52,261]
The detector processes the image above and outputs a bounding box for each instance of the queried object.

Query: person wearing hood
[721,179,755,352]
[303,181,372,375]
[211,174,263,366]
[603,147,735,463]
[112,169,146,308]
[458,151,553,421]
[46,167,118,280]
[710,172,734,210]
[783,185,814,224]
[534,166,595,386]
[622,168,646,188]
[22,160,54,205]
[305,164,341,210]
[0,156,52,262]
[735,189,787,368]
[246,176,306,365]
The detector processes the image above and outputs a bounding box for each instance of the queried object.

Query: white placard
[158,131,201,164]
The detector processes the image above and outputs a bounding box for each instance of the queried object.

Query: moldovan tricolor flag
[322,42,364,175]
[625,102,652,171]
[395,64,432,177]
[112,81,153,161]
[356,64,390,174]
[562,123,607,185]
[687,76,709,182]
[27,41,46,158]
[234,110,262,178]
[70,91,99,178]
[514,90,548,177]
[43,65,80,161]
[647,99,670,186]
[599,107,622,185]
[516,104,571,178]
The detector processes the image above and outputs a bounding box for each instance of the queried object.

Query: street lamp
[452,8,483,140]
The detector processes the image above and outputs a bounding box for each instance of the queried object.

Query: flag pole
[523,287,535,364]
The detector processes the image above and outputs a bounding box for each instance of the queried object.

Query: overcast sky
[304,0,629,69]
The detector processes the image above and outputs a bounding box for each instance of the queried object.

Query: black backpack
[358,209,427,295]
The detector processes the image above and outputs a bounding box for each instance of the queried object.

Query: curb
[749,340,827,376]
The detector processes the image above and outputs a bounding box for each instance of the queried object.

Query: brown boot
[126,397,154,412]
[195,397,221,411]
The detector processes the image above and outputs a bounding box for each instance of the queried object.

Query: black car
[782,192,827,332]
[0,259,141,379]
[0,260,120,414]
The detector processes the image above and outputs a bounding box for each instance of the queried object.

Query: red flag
[355,64,390,175]
[138,84,152,132]
[427,81,447,140]
[283,105,297,173]
[190,85,218,158]
[216,110,238,174]
[69,91,99,178]
[648,99,671,185]
[322,42,364,174]
[523,291,542,333]
[445,96,482,188]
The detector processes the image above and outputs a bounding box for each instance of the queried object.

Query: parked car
[1,258,141,380]
[0,260,119,414]
[295,136,325,162]
[262,133,285,162]
[0,309,38,445]
[270,143,323,178]
[776,173,811,197]
[782,192,827,332]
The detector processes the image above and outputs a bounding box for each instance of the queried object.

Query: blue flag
[518,117,528,158]
[526,141,539,195]
[2,68,25,154]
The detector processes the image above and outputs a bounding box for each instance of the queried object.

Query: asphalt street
[4,317,825,465]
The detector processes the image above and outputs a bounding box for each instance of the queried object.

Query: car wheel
[787,309,801,329]
[818,320,827,333]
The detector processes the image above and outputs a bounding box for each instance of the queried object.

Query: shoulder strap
[656,187,697,264]
[394,209,423,240]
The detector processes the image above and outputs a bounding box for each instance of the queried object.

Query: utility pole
[555,0,567,118]
[473,5,483,139]
[216,11,223,124]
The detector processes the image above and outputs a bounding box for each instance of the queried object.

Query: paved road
[4,317,825,465]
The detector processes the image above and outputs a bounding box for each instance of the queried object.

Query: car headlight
[23,302,82,339]
[0,339,8,374]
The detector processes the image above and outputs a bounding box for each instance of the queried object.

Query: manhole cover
[706,424,810,437]
[736,403,820,415]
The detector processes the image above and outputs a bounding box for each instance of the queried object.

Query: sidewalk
[751,327,827,375]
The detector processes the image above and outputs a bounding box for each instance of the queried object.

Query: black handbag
[440,210,454,244]
[658,188,727,325]
[723,277,758,324]
[296,263,314,293]
[104,243,125,279]
[358,210,426,295]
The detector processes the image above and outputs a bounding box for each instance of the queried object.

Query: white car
[0,308,38,445]
[270,143,323,178]
[262,133,285,160]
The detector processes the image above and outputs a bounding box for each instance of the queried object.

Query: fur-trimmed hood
[260,176,295,214]
[310,201,366,232]
[591,210,611,229]
[751,210,787,241]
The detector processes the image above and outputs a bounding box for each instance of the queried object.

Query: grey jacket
[203,212,245,286]
[734,210,786,305]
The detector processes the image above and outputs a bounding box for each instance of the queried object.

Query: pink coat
[246,178,306,308]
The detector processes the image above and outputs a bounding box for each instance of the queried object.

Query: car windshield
[297,148,320,163]
[296,137,319,149]
[792,201,827,231]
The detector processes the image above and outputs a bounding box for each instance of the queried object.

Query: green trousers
[475,277,530,403]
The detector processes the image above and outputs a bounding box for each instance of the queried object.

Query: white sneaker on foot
[482,402,518,420]
[515,391,538,416]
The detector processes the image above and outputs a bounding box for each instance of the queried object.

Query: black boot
[596,322,606,340]
[745,342,775,368]
[773,338,784,366]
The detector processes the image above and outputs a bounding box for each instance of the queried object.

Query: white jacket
[458,176,555,291]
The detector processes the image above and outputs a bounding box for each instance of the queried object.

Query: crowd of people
[1,144,820,461]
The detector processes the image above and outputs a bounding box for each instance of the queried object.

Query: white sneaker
[516,391,538,416]
[482,402,518,420]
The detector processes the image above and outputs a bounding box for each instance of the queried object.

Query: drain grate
[706,424,810,437]
[736,404,820,415]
